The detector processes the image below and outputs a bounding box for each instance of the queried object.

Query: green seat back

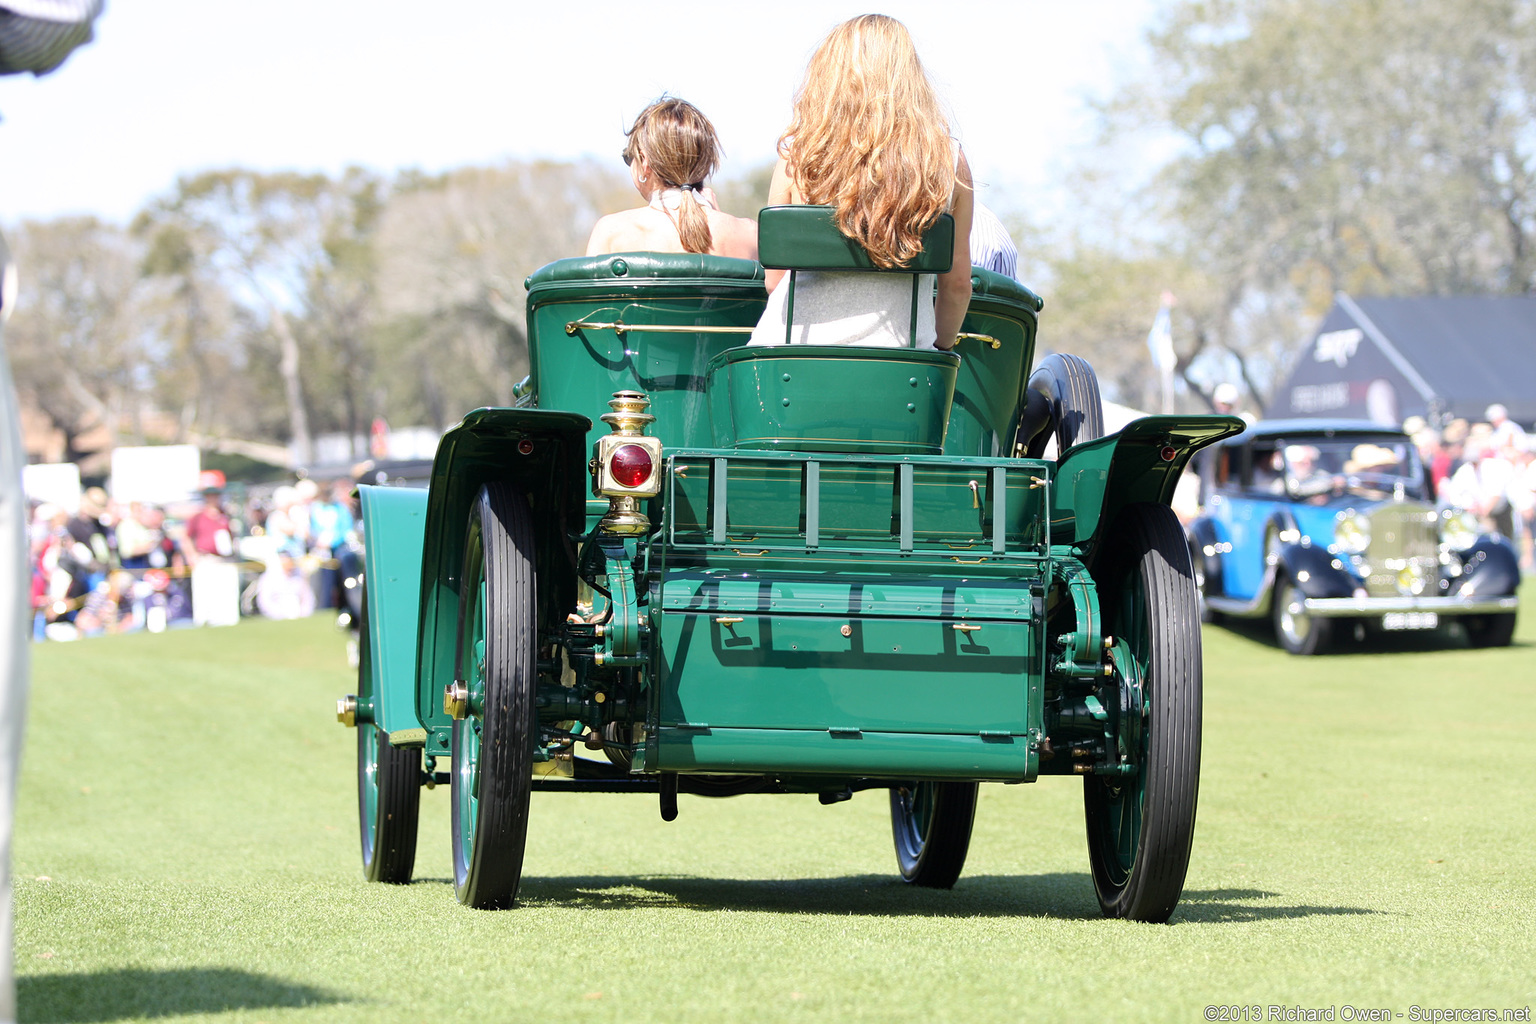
[757,205,953,272]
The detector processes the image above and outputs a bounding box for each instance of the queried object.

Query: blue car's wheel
[356,593,421,883]
[1273,573,1331,656]
[1085,502,1201,922]
[451,483,537,909]
[890,781,978,888]
[1464,612,1516,648]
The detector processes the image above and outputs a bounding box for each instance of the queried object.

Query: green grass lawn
[13,586,1536,1023]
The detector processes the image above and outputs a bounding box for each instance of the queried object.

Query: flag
[1146,295,1175,372]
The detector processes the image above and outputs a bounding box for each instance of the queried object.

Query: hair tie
[651,187,711,212]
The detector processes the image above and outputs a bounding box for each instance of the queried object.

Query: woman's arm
[933,150,974,351]
[762,156,794,291]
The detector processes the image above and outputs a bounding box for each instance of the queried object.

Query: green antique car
[335,207,1243,921]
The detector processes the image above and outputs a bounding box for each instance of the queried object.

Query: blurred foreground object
[2,4,105,1020]
[0,0,102,76]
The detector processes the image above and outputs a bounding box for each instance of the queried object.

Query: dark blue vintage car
[1187,419,1520,654]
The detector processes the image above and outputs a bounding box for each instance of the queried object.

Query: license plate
[1382,612,1439,631]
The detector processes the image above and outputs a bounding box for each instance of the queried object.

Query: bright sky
[0,0,1157,225]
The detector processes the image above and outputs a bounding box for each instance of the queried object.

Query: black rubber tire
[890,781,978,889]
[451,483,538,909]
[1019,353,1105,458]
[1085,502,1201,922]
[1464,612,1517,648]
[1272,573,1332,656]
[356,592,421,884]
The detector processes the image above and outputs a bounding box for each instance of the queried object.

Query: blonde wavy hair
[624,97,722,255]
[780,15,957,268]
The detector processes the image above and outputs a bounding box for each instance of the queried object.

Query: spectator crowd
[1407,403,1536,572]
[28,476,358,641]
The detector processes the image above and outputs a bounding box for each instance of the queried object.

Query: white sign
[110,445,201,506]
[1313,328,1363,367]
[22,462,81,512]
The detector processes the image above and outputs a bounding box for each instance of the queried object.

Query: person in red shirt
[182,487,232,562]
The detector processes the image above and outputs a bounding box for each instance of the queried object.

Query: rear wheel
[451,483,538,909]
[1085,502,1201,922]
[1273,574,1331,655]
[890,781,978,888]
[356,593,421,883]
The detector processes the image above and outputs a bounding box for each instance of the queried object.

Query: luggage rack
[663,450,1052,562]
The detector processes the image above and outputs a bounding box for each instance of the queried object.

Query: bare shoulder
[709,210,760,261]
[587,208,663,256]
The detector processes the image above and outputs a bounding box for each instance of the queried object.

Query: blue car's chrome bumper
[1300,594,1518,618]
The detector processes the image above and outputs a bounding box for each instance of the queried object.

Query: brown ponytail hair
[623,97,721,254]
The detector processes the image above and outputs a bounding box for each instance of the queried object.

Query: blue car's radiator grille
[1363,503,1440,595]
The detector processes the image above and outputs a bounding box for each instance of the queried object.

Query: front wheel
[451,483,538,909]
[1085,502,1202,922]
[1018,353,1105,458]
[1273,574,1331,655]
[356,593,420,883]
[890,781,978,888]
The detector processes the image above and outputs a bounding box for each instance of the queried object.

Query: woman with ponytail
[585,97,758,260]
[749,14,973,350]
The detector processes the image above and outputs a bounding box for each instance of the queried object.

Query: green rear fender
[356,484,429,738]
[412,407,592,755]
[1051,414,1245,561]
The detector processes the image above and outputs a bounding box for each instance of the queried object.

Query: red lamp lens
[609,444,653,488]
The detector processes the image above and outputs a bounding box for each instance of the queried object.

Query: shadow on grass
[1177,887,1382,923]
[18,967,344,1023]
[491,873,1378,924]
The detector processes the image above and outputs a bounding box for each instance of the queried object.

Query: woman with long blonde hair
[586,97,758,260]
[749,14,973,349]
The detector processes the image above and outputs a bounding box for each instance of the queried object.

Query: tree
[371,160,630,424]
[1083,0,1536,406]
[135,170,385,463]
[4,218,149,462]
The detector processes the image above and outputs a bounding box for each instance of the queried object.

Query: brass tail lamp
[590,390,663,534]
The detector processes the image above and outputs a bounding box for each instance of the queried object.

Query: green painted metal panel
[1050,414,1246,555]
[653,569,1044,765]
[658,571,1039,618]
[525,254,766,467]
[357,484,429,736]
[946,268,1042,458]
[705,346,959,454]
[414,407,591,756]
[656,727,1032,781]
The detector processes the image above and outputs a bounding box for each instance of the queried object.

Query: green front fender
[413,407,592,754]
[1051,414,1244,560]
[356,484,429,738]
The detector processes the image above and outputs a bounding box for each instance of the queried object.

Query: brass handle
[968,480,980,509]
[566,319,756,336]
[953,624,982,633]
[951,557,989,564]
[715,616,744,625]
[956,332,1002,350]
[731,549,770,557]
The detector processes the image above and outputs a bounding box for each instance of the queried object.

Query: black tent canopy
[1276,293,1536,427]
